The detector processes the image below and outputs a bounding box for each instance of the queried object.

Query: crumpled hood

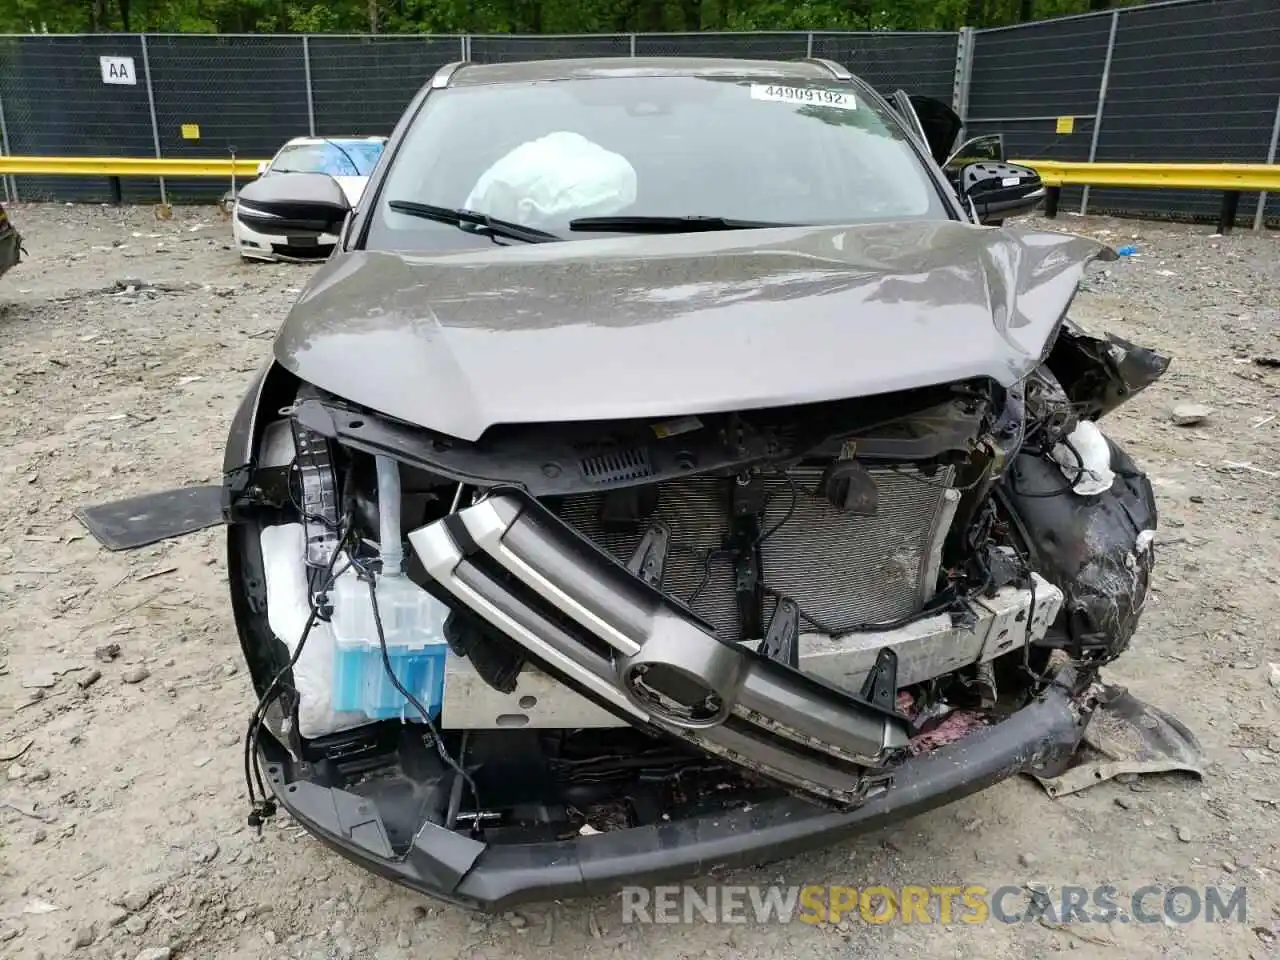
[274,220,1113,442]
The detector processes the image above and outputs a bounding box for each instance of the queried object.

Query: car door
[890,93,965,167]
[890,93,989,209]
[891,90,932,156]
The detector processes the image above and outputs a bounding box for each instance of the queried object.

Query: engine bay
[225,327,1165,850]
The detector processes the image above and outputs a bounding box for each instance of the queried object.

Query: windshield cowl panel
[366,75,949,252]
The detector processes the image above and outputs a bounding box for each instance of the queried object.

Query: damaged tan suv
[222,57,1170,909]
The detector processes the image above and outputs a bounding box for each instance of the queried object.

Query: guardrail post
[0,89,15,202]
[1080,9,1119,216]
[806,33,814,59]
[1044,186,1062,219]
[1254,95,1280,233]
[139,35,167,207]
[302,36,316,136]
[953,27,974,132]
[1218,191,1241,235]
[630,34,637,57]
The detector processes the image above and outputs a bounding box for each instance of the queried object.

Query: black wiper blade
[568,215,794,233]
[387,200,560,244]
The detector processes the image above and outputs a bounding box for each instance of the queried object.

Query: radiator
[549,466,958,642]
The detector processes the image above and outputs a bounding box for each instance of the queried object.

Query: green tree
[0,0,1147,35]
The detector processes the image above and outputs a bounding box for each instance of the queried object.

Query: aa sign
[100,56,137,85]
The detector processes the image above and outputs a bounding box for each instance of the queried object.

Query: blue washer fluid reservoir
[329,564,449,722]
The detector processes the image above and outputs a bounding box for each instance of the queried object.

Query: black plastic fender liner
[1048,325,1171,420]
[77,485,223,551]
[260,679,1088,910]
[998,437,1157,661]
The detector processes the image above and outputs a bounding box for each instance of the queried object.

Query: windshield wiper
[387,200,560,244]
[568,215,794,233]
[321,138,363,176]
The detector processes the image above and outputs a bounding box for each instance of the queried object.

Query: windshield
[270,140,385,177]
[366,75,948,250]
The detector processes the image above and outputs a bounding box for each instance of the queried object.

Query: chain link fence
[964,0,1280,225]
[965,14,1116,215]
[0,35,155,202]
[310,36,462,136]
[1091,0,1280,223]
[469,34,632,62]
[811,32,958,102]
[0,0,1276,224]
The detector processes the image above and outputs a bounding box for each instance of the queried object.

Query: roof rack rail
[430,61,467,89]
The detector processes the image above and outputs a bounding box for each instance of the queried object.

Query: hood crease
[274,220,1112,441]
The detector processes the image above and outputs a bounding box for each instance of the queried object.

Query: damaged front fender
[1048,321,1171,419]
[998,439,1157,663]
[997,314,1167,665]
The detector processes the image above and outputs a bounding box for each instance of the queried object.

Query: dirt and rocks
[0,203,1278,960]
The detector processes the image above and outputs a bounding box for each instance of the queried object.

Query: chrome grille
[549,466,956,642]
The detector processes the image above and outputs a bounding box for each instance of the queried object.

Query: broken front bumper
[232,205,337,262]
[259,492,1089,908]
[263,681,1087,909]
[412,494,920,805]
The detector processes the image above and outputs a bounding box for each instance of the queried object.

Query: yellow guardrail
[1013,160,1280,192]
[1,155,1273,228]
[7,156,1273,187]
[1012,159,1279,233]
[0,156,268,177]
[3,155,1276,188]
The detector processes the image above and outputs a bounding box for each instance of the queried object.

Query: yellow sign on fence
[1056,116,1075,134]
[181,124,201,140]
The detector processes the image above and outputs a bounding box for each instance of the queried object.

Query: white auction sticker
[99,55,137,85]
[750,84,856,110]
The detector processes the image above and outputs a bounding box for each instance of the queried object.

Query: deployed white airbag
[1052,420,1115,496]
[463,131,637,226]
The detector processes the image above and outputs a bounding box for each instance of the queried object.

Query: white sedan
[233,136,386,262]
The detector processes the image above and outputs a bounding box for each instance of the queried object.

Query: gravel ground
[0,203,1278,960]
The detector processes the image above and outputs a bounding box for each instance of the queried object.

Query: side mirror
[959,161,1044,226]
[255,161,268,176]
[235,172,352,238]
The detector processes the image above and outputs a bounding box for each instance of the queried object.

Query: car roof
[447,57,849,87]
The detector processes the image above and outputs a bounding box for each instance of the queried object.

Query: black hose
[357,563,482,836]
[1007,438,1087,499]
[243,521,353,824]
[754,474,798,547]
